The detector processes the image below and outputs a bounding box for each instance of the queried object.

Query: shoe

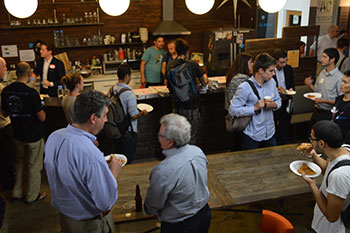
[9,197,23,203]
[25,192,47,205]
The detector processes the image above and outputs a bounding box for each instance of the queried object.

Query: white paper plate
[289,160,321,178]
[137,103,153,112]
[303,92,322,100]
[105,154,127,166]
[284,90,296,95]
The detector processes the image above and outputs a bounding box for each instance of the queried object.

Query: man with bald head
[1,62,47,204]
[311,25,341,61]
[0,57,15,190]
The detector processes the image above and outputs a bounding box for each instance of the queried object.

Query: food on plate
[279,87,287,94]
[106,154,126,164]
[307,94,315,98]
[297,143,312,151]
[297,163,316,175]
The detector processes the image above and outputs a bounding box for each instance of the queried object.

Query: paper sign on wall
[1,45,18,58]
[287,50,300,68]
[19,49,35,62]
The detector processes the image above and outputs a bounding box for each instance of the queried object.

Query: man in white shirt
[300,120,350,233]
[311,25,340,62]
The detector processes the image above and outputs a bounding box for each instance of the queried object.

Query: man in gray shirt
[144,113,211,233]
[305,48,343,127]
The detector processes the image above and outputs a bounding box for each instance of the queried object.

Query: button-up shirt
[42,57,52,89]
[315,67,343,111]
[44,125,118,220]
[229,77,281,142]
[144,144,209,223]
[311,34,338,61]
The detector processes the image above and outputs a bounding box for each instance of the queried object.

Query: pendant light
[99,0,130,16]
[185,0,215,15]
[4,0,38,19]
[259,0,287,13]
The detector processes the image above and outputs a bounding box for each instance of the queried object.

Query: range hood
[153,0,191,36]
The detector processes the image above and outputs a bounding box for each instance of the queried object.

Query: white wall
[276,0,311,38]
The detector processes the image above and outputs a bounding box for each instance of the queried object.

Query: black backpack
[102,87,133,140]
[167,62,197,108]
[326,159,350,228]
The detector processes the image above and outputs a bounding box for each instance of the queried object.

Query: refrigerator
[203,28,256,75]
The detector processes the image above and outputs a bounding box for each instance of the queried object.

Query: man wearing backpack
[166,39,208,144]
[111,64,147,164]
[300,120,350,233]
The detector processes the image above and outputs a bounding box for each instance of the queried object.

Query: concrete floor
[0,171,315,233]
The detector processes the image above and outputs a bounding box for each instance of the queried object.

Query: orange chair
[260,209,294,233]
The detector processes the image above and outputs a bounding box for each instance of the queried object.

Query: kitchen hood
[153,0,191,36]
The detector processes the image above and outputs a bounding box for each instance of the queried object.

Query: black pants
[146,82,164,88]
[0,124,16,190]
[161,204,211,233]
[274,101,292,145]
[114,131,137,164]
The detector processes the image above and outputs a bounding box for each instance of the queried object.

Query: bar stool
[260,209,294,233]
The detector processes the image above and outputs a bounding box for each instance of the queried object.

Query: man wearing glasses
[300,120,350,233]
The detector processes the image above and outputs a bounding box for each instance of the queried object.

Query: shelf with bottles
[39,1,99,5]
[4,22,103,30]
[55,42,145,49]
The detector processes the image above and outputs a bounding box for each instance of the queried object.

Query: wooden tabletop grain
[112,144,322,223]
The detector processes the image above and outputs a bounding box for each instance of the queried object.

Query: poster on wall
[315,0,334,35]
[1,45,18,58]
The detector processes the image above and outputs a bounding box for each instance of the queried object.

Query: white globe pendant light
[4,0,38,19]
[185,0,215,15]
[259,0,287,13]
[99,0,130,16]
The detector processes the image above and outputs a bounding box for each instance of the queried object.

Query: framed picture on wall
[286,10,302,26]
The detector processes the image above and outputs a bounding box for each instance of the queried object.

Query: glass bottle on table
[135,184,142,212]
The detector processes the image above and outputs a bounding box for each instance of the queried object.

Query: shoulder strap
[245,80,261,100]
[116,87,131,97]
[326,159,350,187]
[339,57,346,70]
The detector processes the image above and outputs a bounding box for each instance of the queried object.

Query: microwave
[103,60,123,74]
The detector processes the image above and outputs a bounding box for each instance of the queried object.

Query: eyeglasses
[309,136,321,142]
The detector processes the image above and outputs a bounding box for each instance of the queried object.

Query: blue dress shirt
[44,125,118,220]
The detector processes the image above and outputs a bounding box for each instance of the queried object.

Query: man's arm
[36,110,46,122]
[304,76,315,92]
[131,110,147,120]
[140,60,146,86]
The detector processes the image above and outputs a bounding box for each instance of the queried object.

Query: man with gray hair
[45,90,123,233]
[144,113,211,233]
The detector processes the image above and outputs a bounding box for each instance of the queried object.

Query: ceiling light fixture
[185,0,215,15]
[99,0,130,16]
[4,0,38,19]
[259,0,287,13]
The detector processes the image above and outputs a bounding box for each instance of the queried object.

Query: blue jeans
[241,133,277,150]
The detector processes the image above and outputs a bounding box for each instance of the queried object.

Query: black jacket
[34,57,65,97]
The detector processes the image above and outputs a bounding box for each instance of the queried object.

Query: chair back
[260,209,294,233]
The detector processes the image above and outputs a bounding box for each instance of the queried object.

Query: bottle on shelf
[57,85,64,98]
[84,12,88,23]
[62,13,66,24]
[135,184,142,212]
[118,48,125,60]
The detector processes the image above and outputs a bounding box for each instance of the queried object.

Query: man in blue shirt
[230,53,281,150]
[44,90,123,233]
[140,36,165,87]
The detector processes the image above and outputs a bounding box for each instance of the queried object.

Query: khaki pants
[59,212,115,233]
[12,138,44,202]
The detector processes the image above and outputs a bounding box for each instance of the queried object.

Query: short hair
[160,113,191,147]
[154,36,164,42]
[117,64,131,80]
[313,120,343,148]
[16,62,31,78]
[323,48,339,64]
[73,90,111,124]
[41,42,54,53]
[273,49,287,60]
[61,73,82,92]
[299,41,306,47]
[344,70,350,77]
[253,52,276,73]
[337,38,349,49]
[175,38,190,56]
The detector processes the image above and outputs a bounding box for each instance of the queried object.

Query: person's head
[175,38,190,57]
[273,49,288,70]
[73,90,111,135]
[340,70,350,93]
[0,57,7,79]
[158,113,191,149]
[337,38,349,52]
[167,40,176,56]
[16,62,32,81]
[311,120,343,154]
[40,43,54,59]
[225,53,253,87]
[117,64,131,84]
[299,41,306,54]
[253,53,276,81]
[328,25,340,39]
[321,48,339,66]
[154,36,164,50]
[61,73,84,93]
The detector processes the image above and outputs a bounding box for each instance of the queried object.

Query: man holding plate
[300,120,350,233]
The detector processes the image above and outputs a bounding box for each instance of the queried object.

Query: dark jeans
[146,82,164,88]
[241,133,277,150]
[161,204,211,233]
[114,131,137,164]
[274,102,292,145]
[176,108,199,145]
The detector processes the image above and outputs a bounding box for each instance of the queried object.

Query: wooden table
[111,144,322,223]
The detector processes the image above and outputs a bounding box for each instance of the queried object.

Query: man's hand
[302,172,317,187]
[304,76,313,86]
[264,100,277,109]
[108,157,123,179]
[142,109,148,116]
[313,98,324,103]
[141,76,146,87]
[42,80,52,87]
[254,100,265,111]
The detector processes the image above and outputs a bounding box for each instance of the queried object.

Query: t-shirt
[166,59,205,110]
[312,155,350,233]
[334,95,350,139]
[1,82,44,142]
[0,83,10,129]
[62,95,76,124]
[141,47,165,83]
